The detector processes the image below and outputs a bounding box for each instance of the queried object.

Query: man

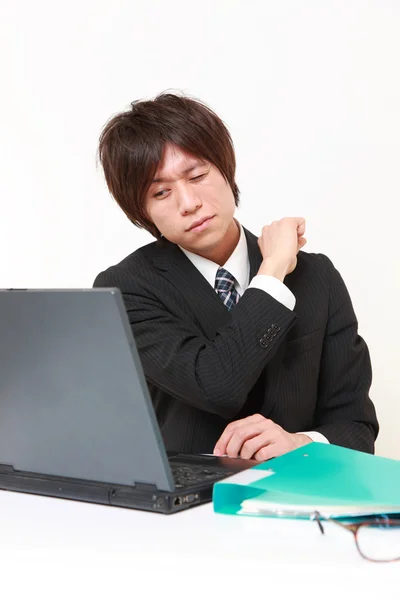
[94,92,378,460]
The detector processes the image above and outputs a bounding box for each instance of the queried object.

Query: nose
[177,183,202,215]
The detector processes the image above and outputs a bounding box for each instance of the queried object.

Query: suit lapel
[150,226,264,338]
[151,237,231,338]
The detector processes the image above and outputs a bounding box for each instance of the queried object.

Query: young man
[94,92,378,460]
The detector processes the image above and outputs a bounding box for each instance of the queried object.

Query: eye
[190,172,207,182]
[154,189,168,198]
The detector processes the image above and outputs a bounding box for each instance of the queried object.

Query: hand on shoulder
[257,217,307,281]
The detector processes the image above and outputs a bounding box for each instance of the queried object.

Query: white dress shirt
[180,224,329,445]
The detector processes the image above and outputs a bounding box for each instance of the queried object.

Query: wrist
[258,259,290,282]
[292,433,312,448]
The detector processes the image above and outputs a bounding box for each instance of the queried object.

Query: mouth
[187,215,215,233]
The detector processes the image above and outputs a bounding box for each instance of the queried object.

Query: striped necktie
[214,267,240,311]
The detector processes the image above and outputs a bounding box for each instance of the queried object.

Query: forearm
[137,288,297,418]
[94,268,298,418]
[313,421,376,453]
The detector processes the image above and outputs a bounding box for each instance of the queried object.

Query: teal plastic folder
[213,442,400,518]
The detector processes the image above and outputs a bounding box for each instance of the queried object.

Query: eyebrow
[152,161,206,184]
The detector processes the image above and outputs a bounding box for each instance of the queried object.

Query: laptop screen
[0,289,174,491]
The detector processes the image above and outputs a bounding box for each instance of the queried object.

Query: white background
[1,0,399,458]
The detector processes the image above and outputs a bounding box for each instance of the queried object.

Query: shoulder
[294,251,351,312]
[286,251,341,300]
[93,240,159,288]
[297,250,334,271]
[293,251,337,283]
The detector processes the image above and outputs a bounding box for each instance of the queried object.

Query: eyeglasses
[313,512,400,563]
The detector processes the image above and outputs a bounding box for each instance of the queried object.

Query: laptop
[0,288,256,513]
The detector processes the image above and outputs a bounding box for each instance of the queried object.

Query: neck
[201,219,240,266]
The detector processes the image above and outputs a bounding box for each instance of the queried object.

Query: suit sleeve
[94,268,297,419]
[313,255,379,453]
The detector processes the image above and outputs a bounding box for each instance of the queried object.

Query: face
[145,143,238,261]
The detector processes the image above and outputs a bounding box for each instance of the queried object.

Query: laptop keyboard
[171,464,234,489]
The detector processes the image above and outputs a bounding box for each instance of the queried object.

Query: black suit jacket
[94,228,379,454]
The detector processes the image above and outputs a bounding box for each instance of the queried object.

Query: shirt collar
[179,223,250,295]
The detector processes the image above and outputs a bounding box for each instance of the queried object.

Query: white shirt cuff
[248,275,296,311]
[298,431,330,444]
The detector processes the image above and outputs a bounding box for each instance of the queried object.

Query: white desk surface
[1,489,398,599]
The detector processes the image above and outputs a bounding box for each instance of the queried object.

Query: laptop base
[0,454,256,514]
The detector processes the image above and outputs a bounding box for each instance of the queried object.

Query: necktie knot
[214,268,240,311]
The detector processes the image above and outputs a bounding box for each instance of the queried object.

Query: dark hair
[98,92,240,239]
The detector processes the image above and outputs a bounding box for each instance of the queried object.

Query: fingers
[225,426,265,458]
[260,217,306,235]
[239,430,274,459]
[257,217,307,278]
[250,432,310,461]
[214,416,304,461]
[254,443,280,461]
[278,217,305,232]
[296,218,306,236]
[297,236,307,251]
[213,414,265,456]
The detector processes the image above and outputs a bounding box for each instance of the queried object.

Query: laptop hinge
[0,463,16,474]
[133,482,158,492]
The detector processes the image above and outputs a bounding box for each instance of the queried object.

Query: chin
[197,230,223,247]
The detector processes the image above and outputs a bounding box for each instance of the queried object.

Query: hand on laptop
[213,414,312,461]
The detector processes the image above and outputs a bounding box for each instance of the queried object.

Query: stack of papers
[239,491,400,519]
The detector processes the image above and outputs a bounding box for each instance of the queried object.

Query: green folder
[213,442,400,518]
